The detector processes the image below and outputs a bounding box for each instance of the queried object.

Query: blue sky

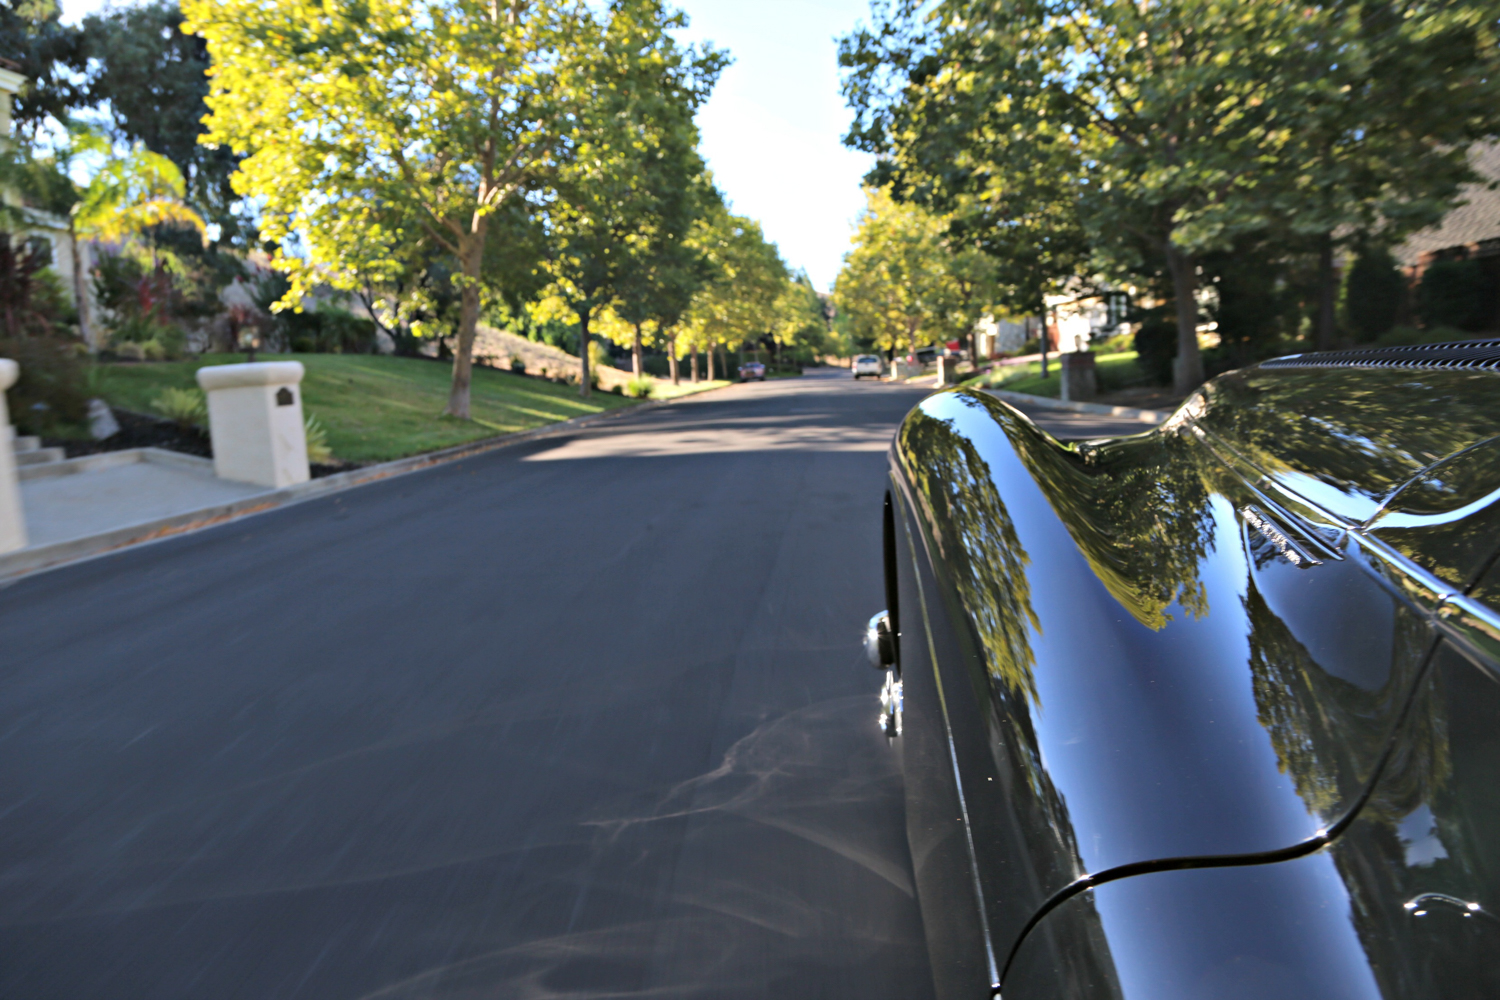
[61,0,878,291]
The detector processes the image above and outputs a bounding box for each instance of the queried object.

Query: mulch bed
[43,409,357,479]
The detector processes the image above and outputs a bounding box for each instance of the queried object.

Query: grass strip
[94,353,639,463]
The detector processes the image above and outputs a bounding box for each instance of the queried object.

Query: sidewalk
[21,451,267,549]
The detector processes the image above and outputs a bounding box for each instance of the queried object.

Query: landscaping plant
[149,386,206,430]
[303,411,333,464]
[622,377,655,399]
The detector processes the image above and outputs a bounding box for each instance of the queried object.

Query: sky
[60,0,878,292]
[669,1,877,291]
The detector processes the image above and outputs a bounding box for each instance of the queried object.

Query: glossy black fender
[887,362,1500,999]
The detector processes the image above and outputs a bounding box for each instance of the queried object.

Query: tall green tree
[82,0,244,242]
[185,0,603,420]
[834,187,951,357]
[681,204,787,378]
[542,0,722,397]
[0,0,85,139]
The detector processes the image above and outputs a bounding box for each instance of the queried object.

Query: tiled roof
[1394,143,1500,266]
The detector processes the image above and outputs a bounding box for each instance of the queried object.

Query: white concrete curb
[0,386,726,583]
[981,388,1170,425]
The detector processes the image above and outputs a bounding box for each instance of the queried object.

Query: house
[0,61,95,343]
[1393,142,1500,331]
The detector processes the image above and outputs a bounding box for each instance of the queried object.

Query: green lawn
[651,378,732,400]
[962,350,1146,398]
[96,353,640,463]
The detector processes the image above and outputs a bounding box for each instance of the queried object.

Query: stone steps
[13,435,64,468]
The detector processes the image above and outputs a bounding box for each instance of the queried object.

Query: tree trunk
[707,343,715,381]
[632,323,644,379]
[577,307,592,399]
[1041,308,1049,377]
[69,217,91,348]
[1316,235,1338,351]
[669,335,679,384]
[1164,240,1205,394]
[444,235,485,419]
[691,346,699,382]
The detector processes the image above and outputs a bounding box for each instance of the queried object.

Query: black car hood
[893,367,1499,905]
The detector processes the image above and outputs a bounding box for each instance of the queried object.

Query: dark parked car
[867,341,1500,999]
[739,361,766,382]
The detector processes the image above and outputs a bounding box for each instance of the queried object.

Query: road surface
[0,371,1142,999]
[1,371,941,999]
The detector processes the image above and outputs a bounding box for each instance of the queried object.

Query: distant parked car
[738,361,766,382]
[907,346,938,368]
[852,355,883,379]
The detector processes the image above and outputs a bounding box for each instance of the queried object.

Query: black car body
[873,342,1500,999]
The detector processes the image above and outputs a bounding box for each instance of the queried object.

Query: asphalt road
[0,370,942,1000]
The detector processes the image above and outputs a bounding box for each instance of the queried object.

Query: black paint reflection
[1197,368,1500,522]
[898,405,1041,704]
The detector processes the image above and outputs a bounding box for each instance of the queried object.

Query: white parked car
[852,355,883,379]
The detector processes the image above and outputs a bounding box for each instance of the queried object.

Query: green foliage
[0,334,88,435]
[0,233,72,337]
[303,411,333,464]
[1343,248,1407,341]
[840,0,1500,391]
[1133,308,1178,387]
[287,308,378,355]
[622,377,655,399]
[0,0,86,139]
[91,251,187,357]
[680,204,788,358]
[1375,325,1470,347]
[1416,259,1484,331]
[1205,241,1295,367]
[150,386,206,428]
[81,0,245,242]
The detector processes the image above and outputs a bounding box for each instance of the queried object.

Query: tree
[541,0,722,397]
[184,0,602,420]
[844,0,1328,393]
[0,0,85,139]
[833,187,950,358]
[844,0,1500,386]
[1263,0,1500,348]
[82,0,245,242]
[680,204,786,379]
[768,272,831,367]
[612,178,715,382]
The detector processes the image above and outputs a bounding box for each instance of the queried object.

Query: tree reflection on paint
[900,400,1041,703]
[1016,422,1214,630]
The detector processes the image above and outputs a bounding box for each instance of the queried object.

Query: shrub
[621,377,654,399]
[1375,324,1468,347]
[510,356,527,374]
[1417,259,1484,331]
[304,411,333,464]
[0,335,89,435]
[285,307,377,354]
[1342,248,1406,342]
[150,387,207,429]
[1132,309,1177,386]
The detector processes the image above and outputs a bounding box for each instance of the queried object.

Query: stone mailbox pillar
[0,359,26,553]
[1059,351,1097,402]
[937,356,960,386]
[196,362,310,488]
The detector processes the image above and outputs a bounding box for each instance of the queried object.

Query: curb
[981,388,1169,424]
[0,385,727,583]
